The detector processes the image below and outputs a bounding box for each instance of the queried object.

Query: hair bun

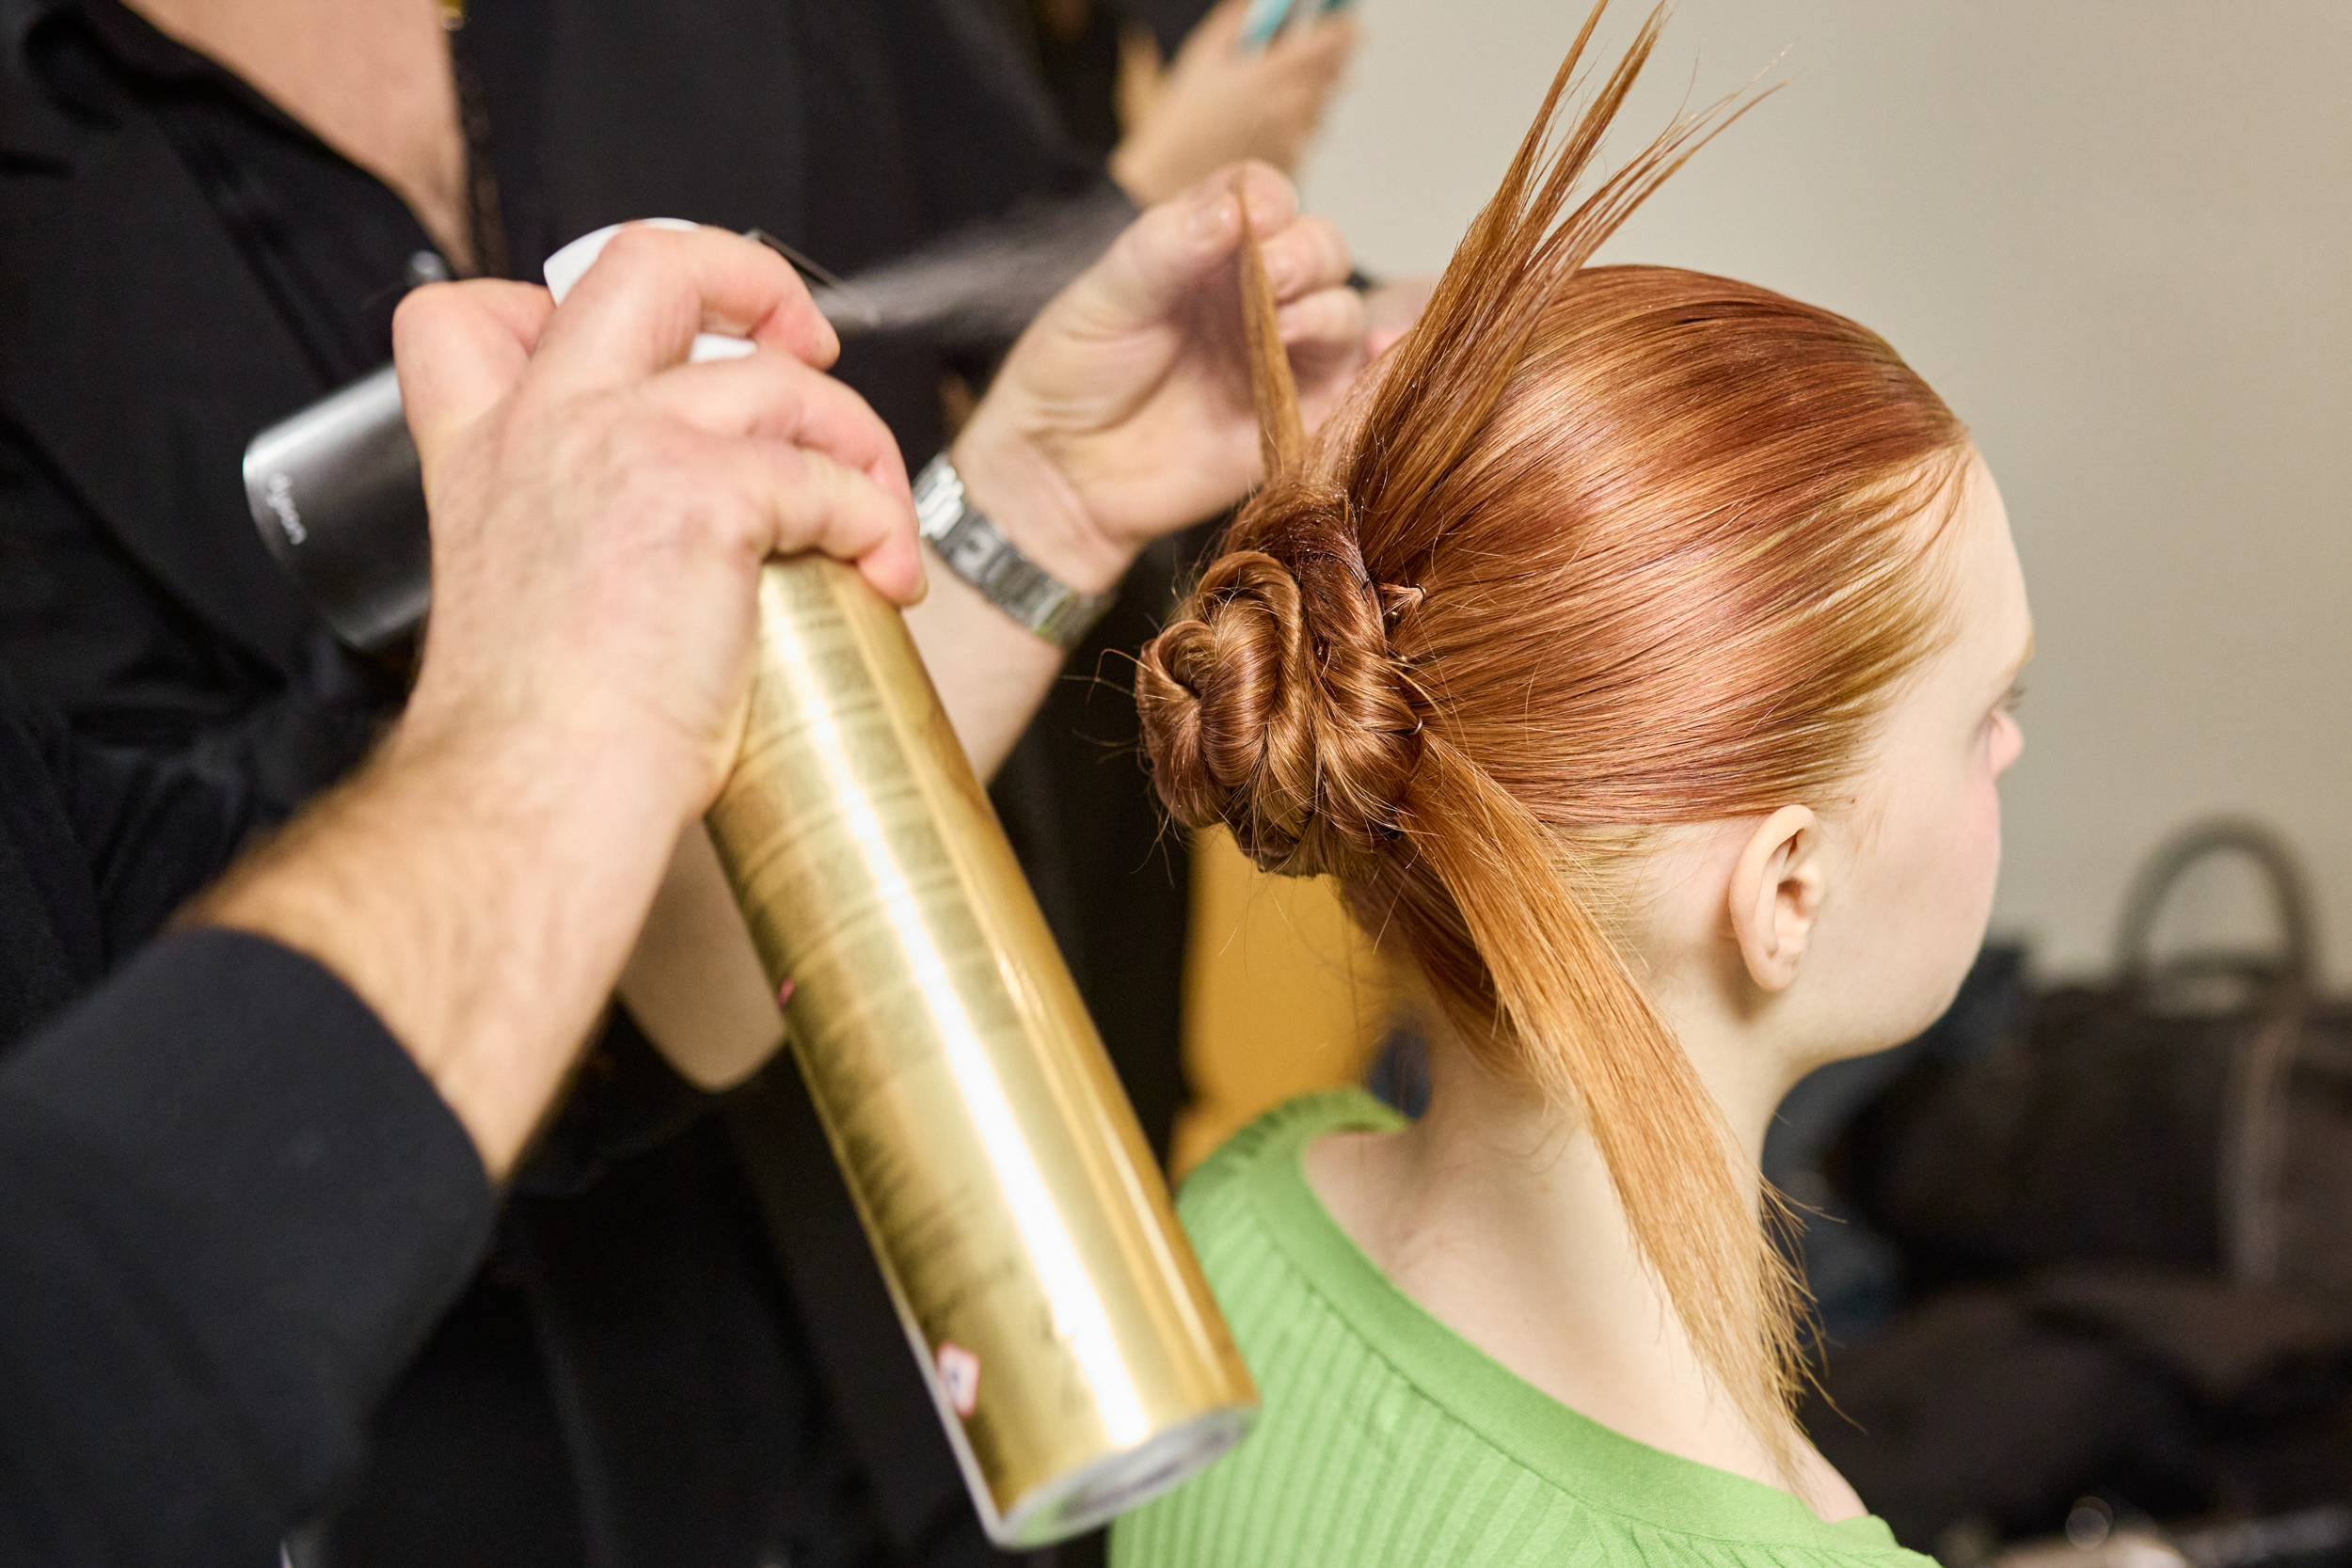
[1137,486,1423,879]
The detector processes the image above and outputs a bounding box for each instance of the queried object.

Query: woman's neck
[1303,1015,1865,1518]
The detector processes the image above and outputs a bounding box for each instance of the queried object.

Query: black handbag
[1812,823,2352,1548]
[1834,818,2352,1293]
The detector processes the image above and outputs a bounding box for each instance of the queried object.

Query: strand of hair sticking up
[1235,173,1308,482]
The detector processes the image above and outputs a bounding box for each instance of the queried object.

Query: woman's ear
[1726,805,1824,993]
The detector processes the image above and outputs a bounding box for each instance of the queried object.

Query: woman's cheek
[1955,762,2006,936]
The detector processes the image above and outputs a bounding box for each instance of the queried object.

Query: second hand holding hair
[619,163,1369,1091]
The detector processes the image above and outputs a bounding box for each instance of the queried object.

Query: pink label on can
[935,1341,981,1418]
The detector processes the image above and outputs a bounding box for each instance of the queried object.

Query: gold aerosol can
[707,557,1254,1544]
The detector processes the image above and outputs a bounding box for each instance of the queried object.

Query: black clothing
[0,2,1192,1560]
[0,0,398,809]
[40,0,449,390]
[0,665,266,1042]
[0,673,495,1564]
[0,929,495,1568]
[0,667,976,1567]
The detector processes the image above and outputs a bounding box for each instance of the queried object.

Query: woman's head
[1136,3,2030,1456]
[1322,261,2026,1070]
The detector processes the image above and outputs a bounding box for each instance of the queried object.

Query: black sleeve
[7,670,284,961]
[0,424,393,818]
[0,929,495,1566]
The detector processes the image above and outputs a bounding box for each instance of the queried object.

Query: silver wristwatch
[914,452,1115,649]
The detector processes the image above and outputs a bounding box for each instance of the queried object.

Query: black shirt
[0,662,264,1039]
[0,932,495,1568]
[33,0,452,388]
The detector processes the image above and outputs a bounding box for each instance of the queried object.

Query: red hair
[1137,3,1971,1462]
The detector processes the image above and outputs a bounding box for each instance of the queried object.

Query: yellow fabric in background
[1172,828,1397,1177]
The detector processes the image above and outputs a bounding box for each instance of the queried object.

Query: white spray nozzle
[542,218,758,362]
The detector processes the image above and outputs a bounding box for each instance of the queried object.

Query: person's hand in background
[1110,1,1357,206]
[947,161,1363,610]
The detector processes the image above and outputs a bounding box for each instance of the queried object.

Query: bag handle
[2112,816,2319,991]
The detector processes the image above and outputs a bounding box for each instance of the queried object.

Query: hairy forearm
[194,725,688,1176]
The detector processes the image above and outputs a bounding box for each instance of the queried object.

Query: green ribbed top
[1113,1091,1931,1568]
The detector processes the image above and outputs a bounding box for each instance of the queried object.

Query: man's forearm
[195,724,691,1177]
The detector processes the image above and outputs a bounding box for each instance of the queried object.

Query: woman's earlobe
[1727,804,1822,993]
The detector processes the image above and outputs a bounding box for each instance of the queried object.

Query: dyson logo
[262,471,307,546]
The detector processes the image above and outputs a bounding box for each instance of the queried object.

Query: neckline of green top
[1247,1089,1908,1557]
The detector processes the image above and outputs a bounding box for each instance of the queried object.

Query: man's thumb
[393,279,556,464]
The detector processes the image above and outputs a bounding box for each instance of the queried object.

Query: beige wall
[1297,0,2352,983]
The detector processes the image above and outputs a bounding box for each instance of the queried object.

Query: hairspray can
[711,554,1253,1543]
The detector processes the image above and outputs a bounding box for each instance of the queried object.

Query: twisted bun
[1137,485,1423,879]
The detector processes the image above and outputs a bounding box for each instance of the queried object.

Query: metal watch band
[913,452,1115,649]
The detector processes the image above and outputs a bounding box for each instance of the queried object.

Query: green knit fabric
[1113,1091,1932,1568]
